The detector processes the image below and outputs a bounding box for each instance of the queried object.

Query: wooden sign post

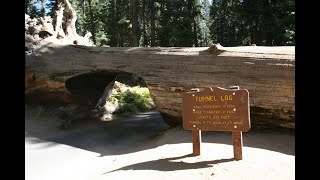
[192,130,201,156]
[182,86,250,160]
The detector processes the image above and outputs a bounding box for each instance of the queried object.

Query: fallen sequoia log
[25,43,295,129]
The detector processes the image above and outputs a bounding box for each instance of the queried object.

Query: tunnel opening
[25,71,170,157]
[65,71,119,107]
[25,70,171,129]
[64,70,160,123]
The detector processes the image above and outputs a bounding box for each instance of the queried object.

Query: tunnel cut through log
[25,45,295,128]
[65,71,118,106]
[64,70,149,107]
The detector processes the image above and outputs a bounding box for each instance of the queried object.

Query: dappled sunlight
[124,47,142,52]
[121,111,162,121]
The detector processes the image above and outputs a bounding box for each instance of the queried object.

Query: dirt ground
[25,105,294,180]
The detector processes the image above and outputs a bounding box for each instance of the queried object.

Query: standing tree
[210,0,246,46]
[87,0,96,44]
[150,0,156,46]
[199,0,211,46]
[26,0,294,47]
[25,0,93,46]
[106,0,131,46]
[130,0,140,46]
[62,0,79,40]
[192,0,202,47]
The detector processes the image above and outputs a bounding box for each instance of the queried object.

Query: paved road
[25,106,294,180]
[25,107,169,180]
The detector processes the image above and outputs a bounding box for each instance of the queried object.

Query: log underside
[25,44,295,129]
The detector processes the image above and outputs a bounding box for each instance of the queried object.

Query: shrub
[110,86,155,114]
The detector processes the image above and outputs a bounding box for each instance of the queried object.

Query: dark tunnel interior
[65,71,147,107]
[65,71,118,106]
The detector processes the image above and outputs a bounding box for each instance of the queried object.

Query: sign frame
[182,86,250,160]
[182,87,250,132]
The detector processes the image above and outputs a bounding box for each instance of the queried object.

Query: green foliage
[108,95,118,104]
[210,0,243,46]
[158,0,200,47]
[284,29,295,45]
[29,5,40,18]
[210,0,295,46]
[26,0,41,18]
[111,86,155,114]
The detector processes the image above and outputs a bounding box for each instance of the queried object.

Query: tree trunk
[150,0,156,47]
[193,5,198,47]
[142,0,147,46]
[187,0,194,46]
[88,0,96,44]
[26,45,295,128]
[131,0,139,46]
[64,0,78,40]
[54,3,64,38]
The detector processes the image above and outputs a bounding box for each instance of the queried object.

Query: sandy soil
[25,105,294,180]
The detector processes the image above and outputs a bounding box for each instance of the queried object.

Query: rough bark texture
[25,44,295,128]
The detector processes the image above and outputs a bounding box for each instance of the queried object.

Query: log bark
[25,45,295,128]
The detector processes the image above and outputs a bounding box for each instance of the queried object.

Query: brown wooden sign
[182,87,250,132]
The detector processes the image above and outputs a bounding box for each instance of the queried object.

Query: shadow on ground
[25,105,295,157]
[103,154,234,174]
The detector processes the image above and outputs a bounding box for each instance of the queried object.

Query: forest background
[25,0,295,47]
